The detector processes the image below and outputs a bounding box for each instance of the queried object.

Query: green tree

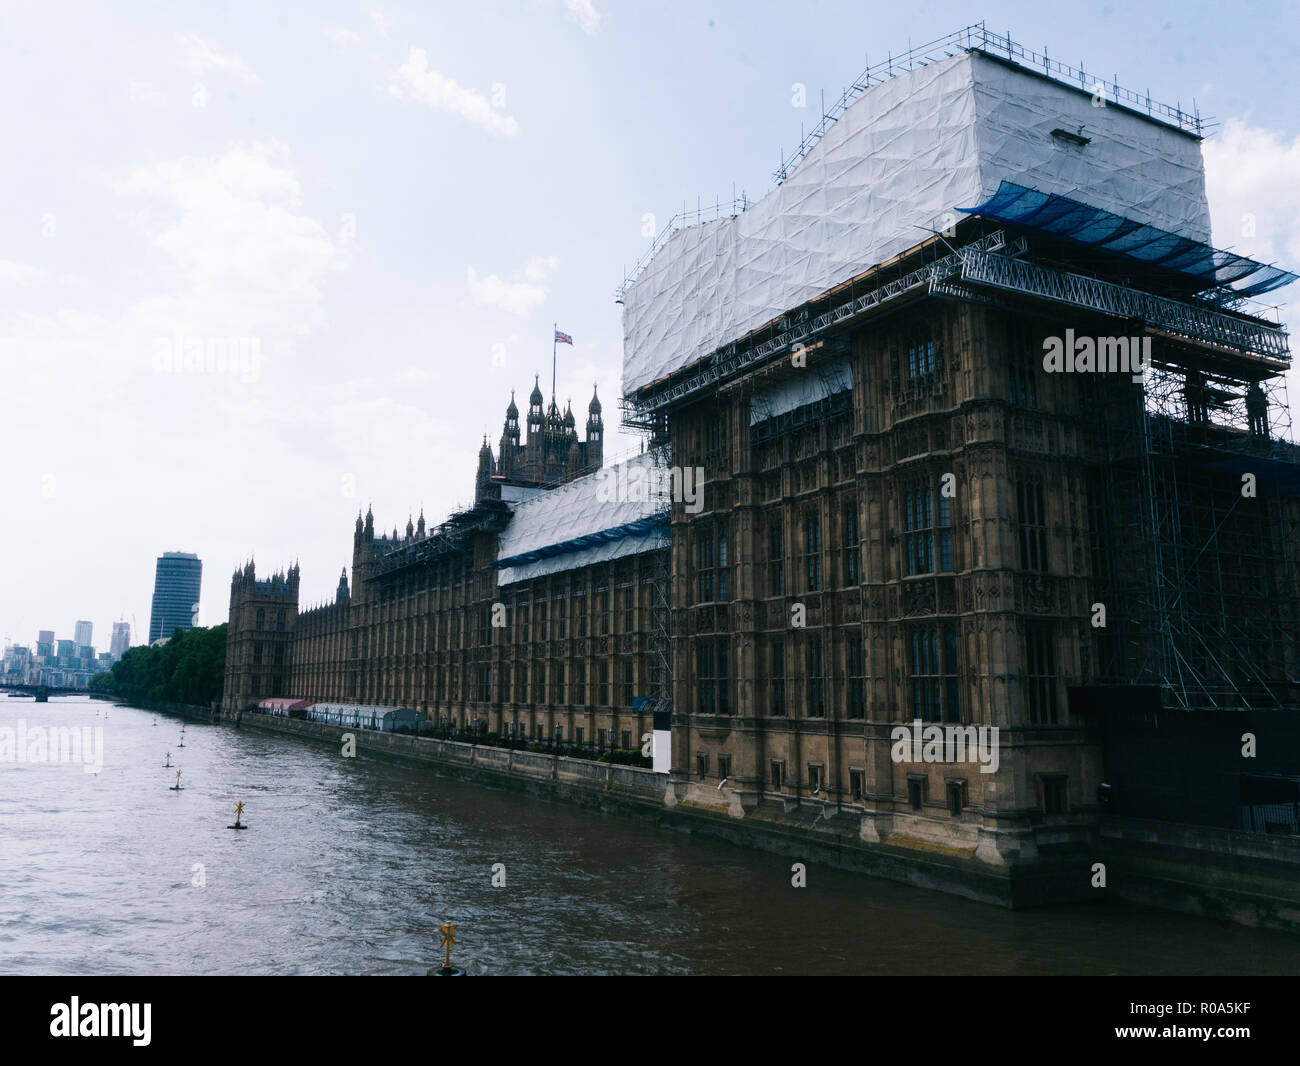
[107,624,226,707]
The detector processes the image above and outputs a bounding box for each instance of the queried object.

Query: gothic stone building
[224,41,1300,885]
[223,384,671,753]
[620,46,1300,870]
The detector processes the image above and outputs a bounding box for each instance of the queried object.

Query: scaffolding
[773,22,1211,185]
[1090,351,1299,713]
[644,414,674,732]
[620,172,1297,716]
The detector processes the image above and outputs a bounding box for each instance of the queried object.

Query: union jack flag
[554,329,573,345]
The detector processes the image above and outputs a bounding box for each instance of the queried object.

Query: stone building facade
[655,247,1299,865]
[222,39,1300,883]
[222,382,665,752]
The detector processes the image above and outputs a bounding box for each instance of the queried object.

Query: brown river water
[3,695,1297,975]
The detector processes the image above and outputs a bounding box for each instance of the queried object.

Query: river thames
[3,695,1297,976]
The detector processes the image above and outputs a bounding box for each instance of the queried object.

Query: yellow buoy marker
[428,921,466,976]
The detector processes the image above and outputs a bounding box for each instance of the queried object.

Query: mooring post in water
[427,921,465,976]
[227,801,247,830]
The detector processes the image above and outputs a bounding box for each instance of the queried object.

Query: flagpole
[552,322,557,404]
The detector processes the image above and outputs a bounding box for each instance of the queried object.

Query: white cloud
[176,33,261,85]
[127,80,166,105]
[1204,119,1300,437]
[118,142,345,337]
[324,26,361,49]
[524,255,559,281]
[1204,120,1300,269]
[369,9,391,38]
[393,366,439,387]
[0,260,50,284]
[466,266,547,316]
[389,48,520,136]
[563,0,602,35]
[0,141,361,636]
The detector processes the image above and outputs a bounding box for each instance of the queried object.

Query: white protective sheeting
[749,358,852,425]
[622,49,1211,396]
[497,451,667,586]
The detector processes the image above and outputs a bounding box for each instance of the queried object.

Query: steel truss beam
[960,251,1291,361]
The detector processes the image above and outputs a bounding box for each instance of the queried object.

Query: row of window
[698,625,1060,723]
[253,608,287,632]
[696,475,1051,603]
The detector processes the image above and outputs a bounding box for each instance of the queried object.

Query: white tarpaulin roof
[749,359,852,425]
[496,452,667,586]
[622,49,1211,395]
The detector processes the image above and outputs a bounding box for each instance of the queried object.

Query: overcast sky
[2,0,1298,651]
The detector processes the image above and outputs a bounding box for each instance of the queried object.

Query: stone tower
[221,560,300,711]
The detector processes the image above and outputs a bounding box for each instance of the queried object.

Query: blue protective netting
[958,181,1297,297]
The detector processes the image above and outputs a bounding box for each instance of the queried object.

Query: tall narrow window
[806,638,825,717]
[697,533,715,603]
[698,526,727,603]
[909,625,960,722]
[848,636,866,719]
[1018,479,1048,572]
[1009,321,1039,408]
[769,522,785,597]
[717,530,728,603]
[622,656,634,706]
[906,482,954,576]
[771,640,786,716]
[905,485,933,575]
[843,502,861,585]
[697,640,712,715]
[1025,626,1058,724]
[803,514,822,592]
[907,337,936,380]
[716,638,729,715]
